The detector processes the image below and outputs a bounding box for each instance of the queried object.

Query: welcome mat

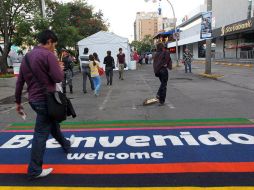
[0,118,254,189]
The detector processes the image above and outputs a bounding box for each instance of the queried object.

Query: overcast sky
[61,0,204,41]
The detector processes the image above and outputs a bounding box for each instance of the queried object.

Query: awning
[154,29,180,39]
[167,34,205,48]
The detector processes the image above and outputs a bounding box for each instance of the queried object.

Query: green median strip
[5,118,253,130]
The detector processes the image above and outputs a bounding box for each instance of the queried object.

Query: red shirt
[117,53,125,64]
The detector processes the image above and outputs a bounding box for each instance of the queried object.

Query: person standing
[117,48,125,80]
[61,49,73,94]
[103,50,115,85]
[153,43,172,106]
[183,48,193,73]
[89,54,101,96]
[79,47,94,93]
[15,30,75,179]
[133,49,140,69]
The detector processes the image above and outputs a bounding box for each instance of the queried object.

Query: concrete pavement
[0,61,254,129]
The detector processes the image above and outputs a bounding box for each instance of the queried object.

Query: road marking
[166,101,175,109]
[99,89,112,111]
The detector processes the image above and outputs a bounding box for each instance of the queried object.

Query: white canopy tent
[77,31,131,69]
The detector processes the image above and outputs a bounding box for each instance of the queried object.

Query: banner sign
[201,11,212,39]
[0,126,254,165]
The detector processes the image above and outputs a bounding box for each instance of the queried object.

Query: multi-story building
[168,0,254,62]
[134,12,175,41]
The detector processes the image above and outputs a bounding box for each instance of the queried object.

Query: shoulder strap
[25,55,47,92]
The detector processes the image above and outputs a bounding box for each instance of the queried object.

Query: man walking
[183,48,193,73]
[15,30,75,179]
[117,48,125,80]
[79,47,94,93]
[153,43,172,106]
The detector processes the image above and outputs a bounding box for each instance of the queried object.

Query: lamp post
[145,0,179,66]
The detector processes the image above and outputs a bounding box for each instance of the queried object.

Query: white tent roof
[78,31,128,46]
[77,31,131,69]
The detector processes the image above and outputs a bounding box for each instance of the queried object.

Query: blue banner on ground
[0,127,254,164]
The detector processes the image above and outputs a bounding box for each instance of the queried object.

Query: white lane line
[99,89,112,111]
[166,101,175,109]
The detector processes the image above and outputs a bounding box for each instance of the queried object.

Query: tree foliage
[0,0,108,73]
[131,35,155,54]
[0,0,38,72]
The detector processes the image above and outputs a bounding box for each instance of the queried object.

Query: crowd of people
[14,29,192,180]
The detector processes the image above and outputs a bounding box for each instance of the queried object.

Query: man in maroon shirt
[15,30,75,179]
[153,43,172,106]
[117,48,126,80]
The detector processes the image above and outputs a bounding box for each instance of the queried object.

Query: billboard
[201,11,212,39]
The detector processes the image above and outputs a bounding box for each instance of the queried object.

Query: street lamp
[145,0,179,66]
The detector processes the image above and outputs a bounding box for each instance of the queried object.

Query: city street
[0,63,254,129]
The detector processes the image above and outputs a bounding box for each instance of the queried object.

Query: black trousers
[156,67,168,104]
[105,67,113,85]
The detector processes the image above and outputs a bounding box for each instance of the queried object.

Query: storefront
[213,17,254,59]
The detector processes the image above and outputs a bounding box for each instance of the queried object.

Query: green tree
[0,0,38,73]
[131,35,155,54]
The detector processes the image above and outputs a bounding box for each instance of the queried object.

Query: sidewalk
[175,61,254,91]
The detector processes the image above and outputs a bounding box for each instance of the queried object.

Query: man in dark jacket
[153,43,172,106]
[15,30,75,179]
[103,50,115,85]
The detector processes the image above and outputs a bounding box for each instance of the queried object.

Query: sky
[61,0,205,41]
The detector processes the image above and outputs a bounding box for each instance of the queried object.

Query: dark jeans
[105,67,113,85]
[156,67,168,104]
[185,62,192,73]
[28,101,70,178]
[82,66,94,92]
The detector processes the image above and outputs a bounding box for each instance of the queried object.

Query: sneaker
[69,134,75,146]
[35,168,53,179]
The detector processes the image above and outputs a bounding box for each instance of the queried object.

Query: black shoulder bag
[25,55,76,123]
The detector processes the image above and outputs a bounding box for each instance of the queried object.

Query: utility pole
[39,0,46,18]
[205,0,212,74]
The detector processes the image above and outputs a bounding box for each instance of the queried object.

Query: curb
[194,61,253,68]
[198,73,224,80]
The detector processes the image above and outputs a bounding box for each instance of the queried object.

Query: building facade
[134,12,175,41]
[167,0,254,62]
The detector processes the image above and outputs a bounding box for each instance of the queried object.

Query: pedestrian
[133,49,140,69]
[89,54,101,96]
[61,49,73,94]
[183,48,193,73]
[103,50,115,85]
[153,42,172,106]
[117,48,126,80]
[15,29,75,179]
[145,54,149,64]
[79,47,95,93]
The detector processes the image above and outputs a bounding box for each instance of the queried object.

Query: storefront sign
[221,19,253,36]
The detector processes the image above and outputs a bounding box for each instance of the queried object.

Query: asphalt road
[0,63,254,129]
